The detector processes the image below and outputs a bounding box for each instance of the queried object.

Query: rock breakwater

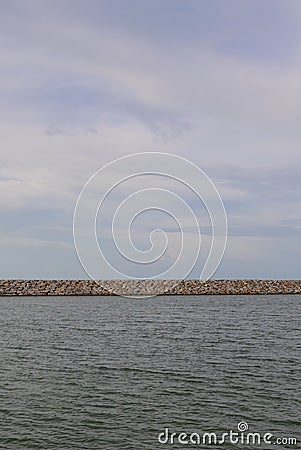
[0,279,301,296]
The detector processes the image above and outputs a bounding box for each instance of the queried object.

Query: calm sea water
[0,295,300,449]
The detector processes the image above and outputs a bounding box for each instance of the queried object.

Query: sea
[0,295,300,449]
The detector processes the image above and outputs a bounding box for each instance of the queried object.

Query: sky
[1,0,301,279]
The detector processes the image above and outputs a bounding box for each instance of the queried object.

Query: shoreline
[1,279,301,296]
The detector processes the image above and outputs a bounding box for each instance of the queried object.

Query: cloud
[0,237,72,249]
[0,0,300,278]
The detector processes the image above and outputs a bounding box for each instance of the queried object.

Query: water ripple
[0,294,300,449]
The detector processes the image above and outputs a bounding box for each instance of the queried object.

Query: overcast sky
[1,0,301,279]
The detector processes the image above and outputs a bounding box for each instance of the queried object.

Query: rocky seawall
[1,279,301,296]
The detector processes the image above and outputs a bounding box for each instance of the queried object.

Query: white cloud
[0,236,72,249]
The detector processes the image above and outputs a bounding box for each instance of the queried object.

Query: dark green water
[0,295,300,449]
